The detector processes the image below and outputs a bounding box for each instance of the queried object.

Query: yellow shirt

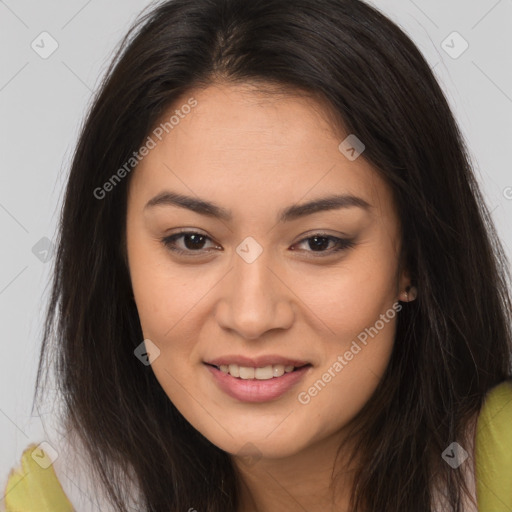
[3,380,512,511]
[474,380,512,511]
[2,443,73,512]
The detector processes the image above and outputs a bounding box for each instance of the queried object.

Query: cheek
[296,301,398,437]
[294,246,398,340]
[127,233,205,341]
[291,245,399,423]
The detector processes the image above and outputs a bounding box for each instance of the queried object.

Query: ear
[396,267,415,302]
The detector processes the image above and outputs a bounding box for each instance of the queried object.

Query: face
[126,81,410,462]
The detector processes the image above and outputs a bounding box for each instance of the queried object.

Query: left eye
[293,234,355,255]
[160,231,355,256]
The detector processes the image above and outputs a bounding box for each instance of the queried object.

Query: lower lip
[205,364,311,403]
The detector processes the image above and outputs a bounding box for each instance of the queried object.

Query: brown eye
[292,234,356,256]
[161,232,219,255]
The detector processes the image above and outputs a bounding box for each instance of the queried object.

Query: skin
[126,81,413,512]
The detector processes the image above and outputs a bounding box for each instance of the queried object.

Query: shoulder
[2,442,74,512]
[475,380,512,512]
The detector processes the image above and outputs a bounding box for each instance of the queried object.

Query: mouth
[204,362,312,380]
[203,360,313,403]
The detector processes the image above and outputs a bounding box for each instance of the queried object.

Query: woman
[3,0,512,510]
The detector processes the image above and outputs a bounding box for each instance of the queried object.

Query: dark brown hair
[34,0,512,510]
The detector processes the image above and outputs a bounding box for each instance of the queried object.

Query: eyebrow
[144,191,372,222]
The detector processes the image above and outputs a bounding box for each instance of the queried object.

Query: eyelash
[160,231,356,258]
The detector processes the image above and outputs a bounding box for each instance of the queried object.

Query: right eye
[160,231,221,256]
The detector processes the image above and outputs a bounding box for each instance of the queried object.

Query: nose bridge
[234,250,274,306]
[217,248,293,339]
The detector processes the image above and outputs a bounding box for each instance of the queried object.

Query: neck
[233,429,354,512]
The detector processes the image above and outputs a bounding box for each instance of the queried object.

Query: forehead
[128,82,396,223]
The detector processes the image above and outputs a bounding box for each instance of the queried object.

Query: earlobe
[397,267,418,302]
[399,285,418,302]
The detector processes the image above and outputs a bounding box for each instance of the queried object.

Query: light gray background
[1,0,511,498]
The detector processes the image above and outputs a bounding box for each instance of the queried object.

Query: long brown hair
[34,0,512,510]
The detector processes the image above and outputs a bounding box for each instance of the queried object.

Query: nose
[214,251,295,340]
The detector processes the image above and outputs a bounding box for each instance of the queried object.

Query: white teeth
[216,363,302,380]
[255,366,273,380]
[228,364,239,378]
[239,366,255,379]
[273,364,285,377]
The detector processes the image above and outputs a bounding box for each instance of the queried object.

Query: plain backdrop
[1,0,511,497]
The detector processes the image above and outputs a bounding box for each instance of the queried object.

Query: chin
[201,423,315,462]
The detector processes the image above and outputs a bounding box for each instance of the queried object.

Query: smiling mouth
[205,362,312,380]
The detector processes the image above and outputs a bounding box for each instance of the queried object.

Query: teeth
[228,364,239,378]
[273,365,285,377]
[255,366,273,379]
[217,363,299,380]
[239,366,255,379]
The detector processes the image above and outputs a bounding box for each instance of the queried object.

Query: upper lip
[205,355,311,368]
